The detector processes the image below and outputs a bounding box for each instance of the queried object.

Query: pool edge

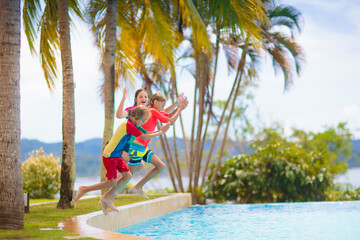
[59,193,192,240]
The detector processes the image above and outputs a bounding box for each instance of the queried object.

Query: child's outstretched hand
[176,92,185,103]
[160,122,171,133]
[122,86,127,98]
[179,96,189,110]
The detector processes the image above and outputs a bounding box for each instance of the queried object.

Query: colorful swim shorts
[128,142,154,166]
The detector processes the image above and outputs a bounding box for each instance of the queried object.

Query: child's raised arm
[164,93,184,113]
[168,96,189,124]
[138,122,171,140]
[116,87,129,119]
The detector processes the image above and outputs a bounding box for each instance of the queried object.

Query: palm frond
[230,0,267,42]
[87,0,107,49]
[272,32,305,75]
[222,42,239,73]
[139,0,181,76]
[244,45,261,80]
[178,0,211,54]
[23,0,42,55]
[38,0,60,91]
[68,0,85,26]
[269,5,302,34]
[268,45,292,90]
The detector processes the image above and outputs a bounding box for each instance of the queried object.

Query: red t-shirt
[137,108,169,145]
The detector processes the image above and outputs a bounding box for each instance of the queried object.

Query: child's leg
[100,171,132,214]
[110,161,144,202]
[132,154,165,199]
[74,155,119,204]
[73,178,117,203]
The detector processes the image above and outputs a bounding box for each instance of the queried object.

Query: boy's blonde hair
[149,93,167,108]
[128,105,150,121]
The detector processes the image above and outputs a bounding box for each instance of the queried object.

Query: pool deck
[59,193,192,239]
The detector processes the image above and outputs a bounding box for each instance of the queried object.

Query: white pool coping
[59,193,192,240]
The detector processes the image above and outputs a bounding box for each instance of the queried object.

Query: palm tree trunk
[198,27,220,187]
[201,41,249,187]
[101,0,118,194]
[162,131,183,191]
[172,125,184,191]
[188,84,197,192]
[210,42,249,189]
[192,50,209,203]
[168,76,184,192]
[158,135,178,192]
[0,0,24,229]
[57,0,76,209]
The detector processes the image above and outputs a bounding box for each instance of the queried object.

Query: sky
[19,0,360,143]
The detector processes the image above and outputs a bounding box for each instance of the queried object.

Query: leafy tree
[207,139,332,203]
[183,0,267,203]
[22,148,61,199]
[292,122,355,175]
[207,124,355,203]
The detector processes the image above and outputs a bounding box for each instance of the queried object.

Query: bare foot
[73,186,86,204]
[132,187,149,199]
[100,197,109,215]
[108,201,119,212]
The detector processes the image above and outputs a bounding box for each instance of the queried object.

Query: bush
[22,148,61,199]
[206,143,333,203]
[326,185,360,201]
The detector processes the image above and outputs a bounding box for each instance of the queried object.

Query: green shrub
[22,148,61,199]
[207,143,333,203]
[326,185,360,201]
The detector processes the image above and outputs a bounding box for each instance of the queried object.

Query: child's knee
[123,171,132,180]
[122,152,130,163]
[134,162,144,173]
[109,178,117,187]
[158,161,166,170]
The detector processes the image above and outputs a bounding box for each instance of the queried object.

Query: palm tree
[208,0,305,188]
[56,0,77,209]
[0,0,24,229]
[87,0,118,191]
[22,0,83,208]
[180,0,267,202]
[87,0,209,191]
[101,0,118,192]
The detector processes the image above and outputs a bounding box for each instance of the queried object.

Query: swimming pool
[115,201,360,240]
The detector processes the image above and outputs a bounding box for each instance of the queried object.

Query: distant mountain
[349,139,360,167]
[20,138,360,177]
[21,138,103,177]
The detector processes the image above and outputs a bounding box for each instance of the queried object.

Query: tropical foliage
[22,0,83,90]
[83,0,304,203]
[206,124,355,203]
[22,148,61,199]
[20,0,307,204]
[23,0,83,208]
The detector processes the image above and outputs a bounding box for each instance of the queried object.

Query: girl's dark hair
[134,89,148,105]
[128,105,150,121]
[149,93,167,108]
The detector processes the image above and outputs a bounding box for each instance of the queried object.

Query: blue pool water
[115,201,360,240]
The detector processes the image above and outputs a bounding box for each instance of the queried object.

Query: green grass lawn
[29,198,59,204]
[0,194,167,240]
